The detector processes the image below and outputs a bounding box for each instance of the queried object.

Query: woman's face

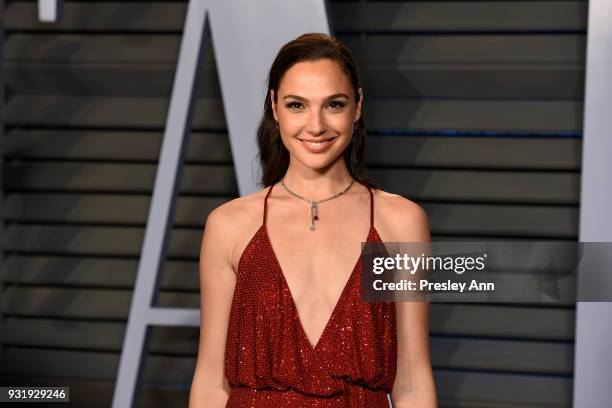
[271,58,362,171]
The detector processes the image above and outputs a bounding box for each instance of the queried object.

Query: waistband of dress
[227,385,390,406]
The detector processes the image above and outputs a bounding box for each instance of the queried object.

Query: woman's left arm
[389,202,437,407]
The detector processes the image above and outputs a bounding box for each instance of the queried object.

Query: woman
[189,33,436,407]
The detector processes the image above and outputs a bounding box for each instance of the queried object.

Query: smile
[297,137,338,152]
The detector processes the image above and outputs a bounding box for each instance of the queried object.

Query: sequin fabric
[224,184,397,407]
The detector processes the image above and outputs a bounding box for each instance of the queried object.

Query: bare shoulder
[372,188,430,242]
[206,188,267,226]
[203,186,271,269]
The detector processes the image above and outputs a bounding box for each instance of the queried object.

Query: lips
[297,137,338,153]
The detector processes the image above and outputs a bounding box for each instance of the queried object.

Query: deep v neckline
[263,224,378,352]
[256,182,378,353]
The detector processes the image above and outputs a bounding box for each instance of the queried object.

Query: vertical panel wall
[0,1,585,407]
[574,0,612,405]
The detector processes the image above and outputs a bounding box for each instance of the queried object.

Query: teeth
[301,138,334,147]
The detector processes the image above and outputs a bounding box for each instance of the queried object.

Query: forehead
[278,59,352,97]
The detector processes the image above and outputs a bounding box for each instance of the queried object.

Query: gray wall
[0,1,584,407]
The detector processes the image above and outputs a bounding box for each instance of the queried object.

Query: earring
[275,120,279,129]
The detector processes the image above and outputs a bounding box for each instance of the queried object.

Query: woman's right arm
[189,206,238,407]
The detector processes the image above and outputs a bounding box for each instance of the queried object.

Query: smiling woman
[189,33,437,408]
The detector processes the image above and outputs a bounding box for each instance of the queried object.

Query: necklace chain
[280,177,355,231]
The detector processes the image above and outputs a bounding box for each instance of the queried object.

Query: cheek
[277,111,301,128]
[326,111,355,127]
[332,119,355,136]
[279,121,302,138]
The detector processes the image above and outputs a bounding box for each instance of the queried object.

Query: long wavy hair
[256,33,378,189]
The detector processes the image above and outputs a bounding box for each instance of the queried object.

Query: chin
[293,151,345,170]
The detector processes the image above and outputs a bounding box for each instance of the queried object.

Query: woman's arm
[189,207,237,408]
[392,301,437,407]
[389,202,437,407]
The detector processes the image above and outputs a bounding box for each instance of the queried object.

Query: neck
[281,158,354,200]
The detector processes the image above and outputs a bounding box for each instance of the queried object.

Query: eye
[328,101,346,111]
[286,102,304,110]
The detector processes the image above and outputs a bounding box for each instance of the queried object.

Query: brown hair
[256,32,378,189]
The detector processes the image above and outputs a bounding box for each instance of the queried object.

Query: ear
[270,89,279,122]
[354,87,363,122]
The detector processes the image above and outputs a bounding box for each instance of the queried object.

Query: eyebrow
[282,93,350,102]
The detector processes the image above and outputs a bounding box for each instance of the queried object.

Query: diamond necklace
[280,177,355,231]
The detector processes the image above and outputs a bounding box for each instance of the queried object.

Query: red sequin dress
[224,183,397,407]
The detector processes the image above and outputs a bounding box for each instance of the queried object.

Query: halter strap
[263,183,275,225]
[367,186,374,227]
[263,182,374,227]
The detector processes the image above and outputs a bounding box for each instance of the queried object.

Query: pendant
[310,201,318,231]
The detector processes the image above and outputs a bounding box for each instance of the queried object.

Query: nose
[305,109,326,136]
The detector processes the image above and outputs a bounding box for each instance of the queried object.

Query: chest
[269,221,370,294]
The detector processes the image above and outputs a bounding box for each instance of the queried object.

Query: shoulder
[202,186,271,264]
[205,186,270,231]
[371,187,430,242]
